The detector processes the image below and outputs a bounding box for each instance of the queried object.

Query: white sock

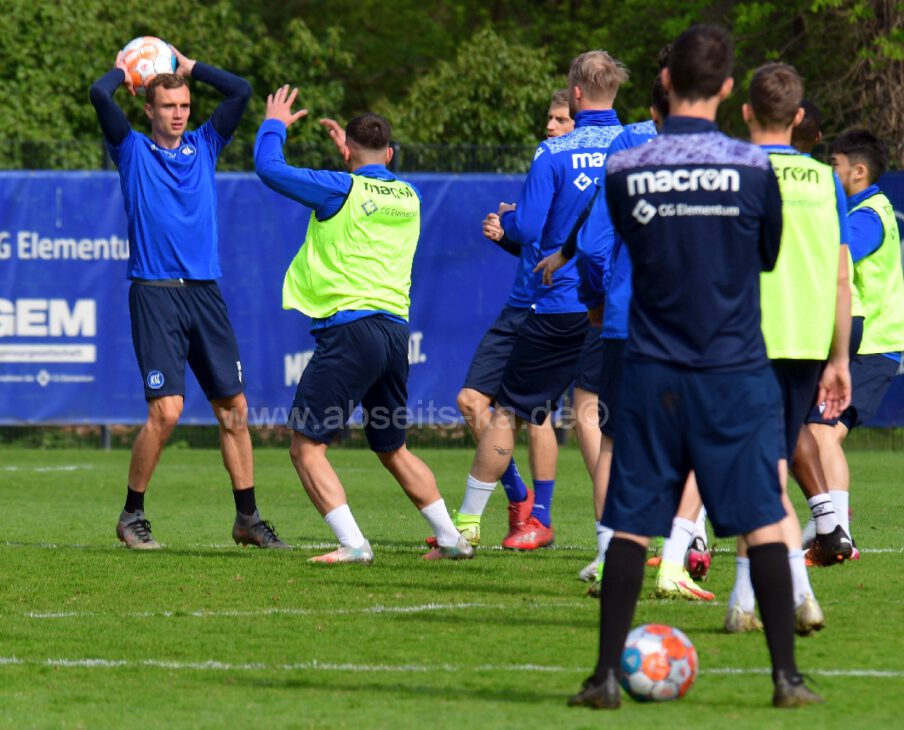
[420,499,461,548]
[729,557,755,612]
[460,474,496,517]
[806,494,839,534]
[789,548,814,608]
[829,490,850,535]
[596,522,614,562]
[801,517,817,547]
[694,507,708,543]
[324,504,366,549]
[662,517,695,565]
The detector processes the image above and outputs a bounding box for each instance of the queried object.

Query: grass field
[0,444,901,729]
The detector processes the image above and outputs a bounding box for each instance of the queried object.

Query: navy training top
[604,116,783,371]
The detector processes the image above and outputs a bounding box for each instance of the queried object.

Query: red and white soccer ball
[121,36,177,91]
[620,624,698,701]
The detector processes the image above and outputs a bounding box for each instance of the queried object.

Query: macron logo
[572,151,606,169]
[627,168,740,195]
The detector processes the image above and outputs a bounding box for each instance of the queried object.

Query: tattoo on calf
[493,446,512,456]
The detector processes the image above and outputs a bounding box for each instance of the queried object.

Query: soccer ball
[621,624,698,701]
[121,36,177,91]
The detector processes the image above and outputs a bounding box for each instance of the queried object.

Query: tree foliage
[3,0,904,169]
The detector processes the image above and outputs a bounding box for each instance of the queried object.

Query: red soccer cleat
[501,515,554,551]
[501,489,534,544]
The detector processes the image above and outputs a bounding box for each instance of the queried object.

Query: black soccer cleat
[772,671,824,708]
[568,671,621,710]
[232,511,291,549]
[806,525,853,566]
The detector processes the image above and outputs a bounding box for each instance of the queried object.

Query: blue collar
[849,183,881,208]
[760,144,800,154]
[574,109,620,127]
[662,116,719,134]
[352,164,396,181]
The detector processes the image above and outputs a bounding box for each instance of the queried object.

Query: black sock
[124,487,144,514]
[233,486,257,516]
[593,537,647,681]
[748,541,798,682]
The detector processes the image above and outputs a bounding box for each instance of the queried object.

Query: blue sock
[500,460,528,503]
[531,479,555,527]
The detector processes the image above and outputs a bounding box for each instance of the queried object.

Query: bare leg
[127,395,184,492]
[470,407,519,483]
[573,386,601,477]
[527,419,558,481]
[289,433,348,516]
[456,387,493,444]
[211,393,254,489]
[376,445,442,509]
[593,433,613,521]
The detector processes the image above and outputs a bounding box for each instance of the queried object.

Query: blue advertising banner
[1,170,903,426]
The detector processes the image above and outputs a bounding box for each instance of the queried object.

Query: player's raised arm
[173,45,252,141]
[88,52,133,147]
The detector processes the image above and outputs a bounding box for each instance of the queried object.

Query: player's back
[604,117,782,371]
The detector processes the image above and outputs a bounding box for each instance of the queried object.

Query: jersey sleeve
[759,169,784,272]
[500,143,556,245]
[848,206,884,262]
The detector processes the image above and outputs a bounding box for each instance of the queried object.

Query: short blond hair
[567,51,628,103]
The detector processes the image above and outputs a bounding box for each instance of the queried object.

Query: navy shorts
[461,305,529,398]
[129,281,243,401]
[495,311,589,425]
[598,338,626,438]
[772,359,823,460]
[574,327,604,394]
[290,316,409,452]
[821,353,899,430]
[603,361,785,538]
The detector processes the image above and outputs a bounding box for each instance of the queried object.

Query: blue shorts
[574,327,604,394]
[290,315,409,452]
[129,281,243,401]
[495,311,589,425]
[598,338,626,438]
[772,359,823,460]
[603,361,785,538]
[461,305,529,399]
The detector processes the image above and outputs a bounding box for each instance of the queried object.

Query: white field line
[1,465,94,472]
[0,655,900,678]
[3,539,903,554]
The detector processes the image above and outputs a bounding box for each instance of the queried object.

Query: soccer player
[455,50,629,551]
[89,48,287,550]
[254,85,473,563]
[806,129,904,553]
[725,63,853,637]
[569,25,825,710]
[456,90,572,548]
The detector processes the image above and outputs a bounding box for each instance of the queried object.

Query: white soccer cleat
[308,541,374,565]
[578,559,602,582]
[724,605,763,633]
[795,595,825,636]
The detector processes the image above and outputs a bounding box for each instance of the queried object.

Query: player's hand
[816,359,851,421]
[482,213,504,242]
[320,118,348,157]
[534,249,568,287]
[265,85,308,129]
[169,45,196,78]
[587,304,603,328]
[114,51,136,96]
[497,202,516,217]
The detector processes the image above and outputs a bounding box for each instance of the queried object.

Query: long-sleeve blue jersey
[604,116,783,371]
[576,122,657,337]
[501,109,624,313]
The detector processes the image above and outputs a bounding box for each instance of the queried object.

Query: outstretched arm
[172,46,252,140]
[88,53,133,147]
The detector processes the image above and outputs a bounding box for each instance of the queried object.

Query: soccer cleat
[684,536,712,580]
[567,671,621,710]
[578,559,602,582]
[116,510,161,550]
[850,537,860,560]
[772,671,824,708]
[423,535,475,561]
[645,536,664,567]
[502,489,534,545]
[586,577,602,599]
[501,516,554,550]
[724,605,763,633]
[795,595,825,636]
[656,561,714,601]
[805,525,853,566]
[452,511,481,547]
[309,541,374,564]
[232,511,291,549]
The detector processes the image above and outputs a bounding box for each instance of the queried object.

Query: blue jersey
[847,184,885,262]
[501,109,624,313]
[577,122,658,339]
[111,123,228,280]
[604,116,783,371]
[506,243,540,308]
